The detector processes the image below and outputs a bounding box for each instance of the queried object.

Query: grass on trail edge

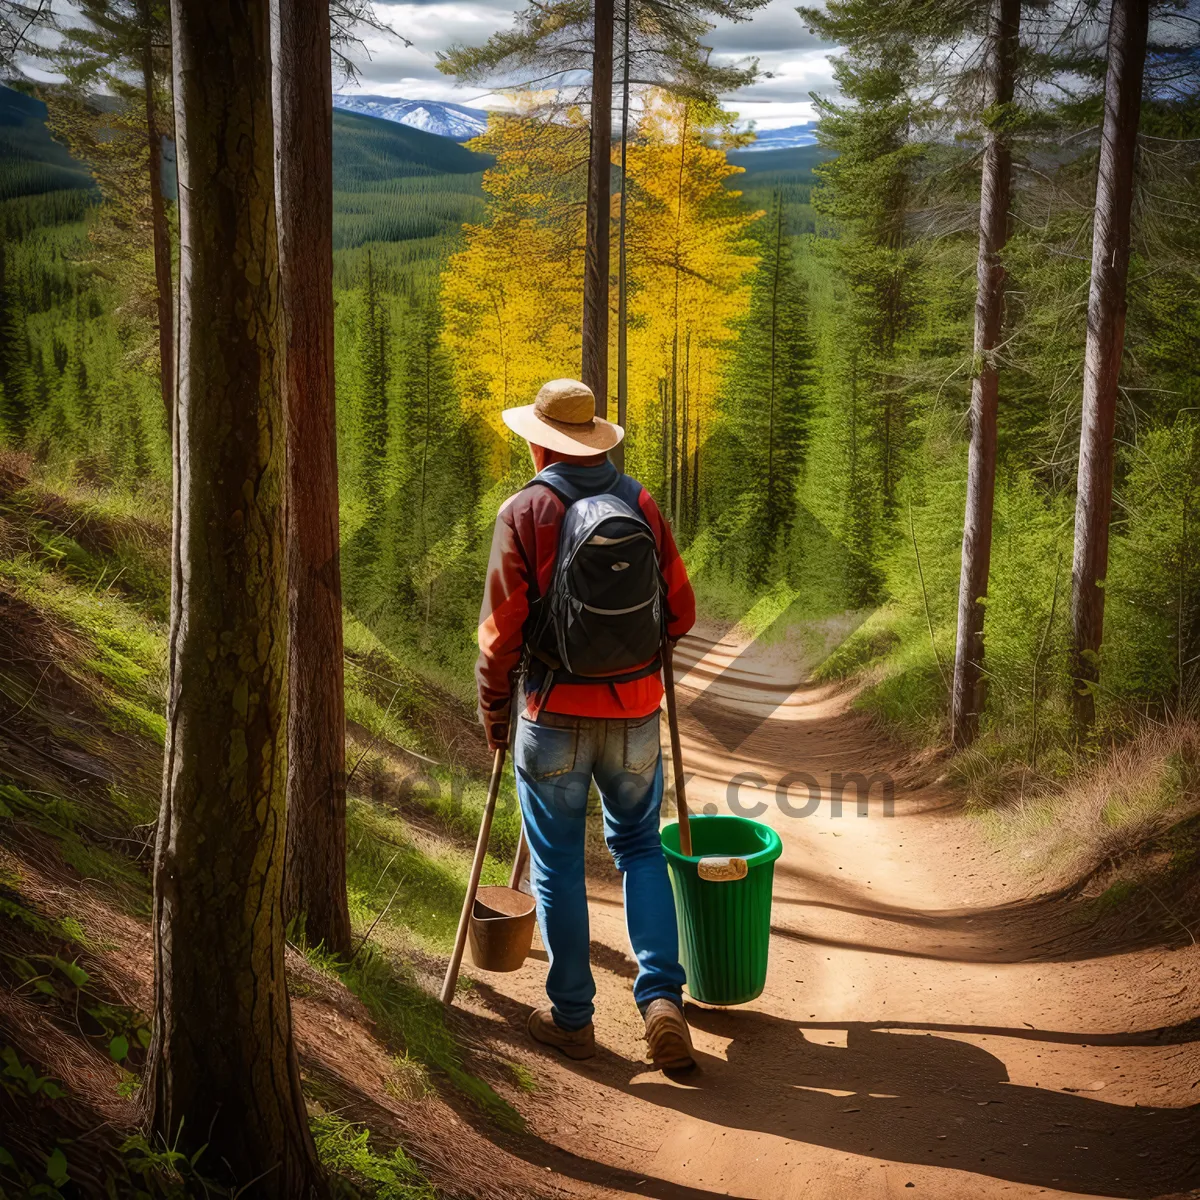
[0,460,526,1195]
[0,1052,435,1199]
[812,604,1200,894]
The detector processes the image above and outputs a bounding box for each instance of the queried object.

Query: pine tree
[145,0,326,1189]
[801,19,925,526]
[1070,0,1152,736]
[276,0,351,960]
[46,0,175,426]
[358,249,391,530]
[718,195,815,581]
[381,295,461,624]
[951,0,1022,746]
[0,240,33,442]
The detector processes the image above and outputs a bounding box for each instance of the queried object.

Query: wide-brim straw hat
[501,378,624,456]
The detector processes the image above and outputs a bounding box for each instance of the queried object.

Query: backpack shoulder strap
[524,461,626,507]
[609,472,645,512]
[522,473,573,507]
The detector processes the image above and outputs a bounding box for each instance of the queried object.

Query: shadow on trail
[617,1007,1200,1198]
[461,979,1200,1197]
[792,1016,1200,1048]
[769,854,1200,965]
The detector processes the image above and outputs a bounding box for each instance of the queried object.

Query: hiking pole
[441,746,506,1005]
[662,637,693,857]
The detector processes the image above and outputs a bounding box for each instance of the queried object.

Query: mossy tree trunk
[145,0,327,1192]
[275,0,351,959]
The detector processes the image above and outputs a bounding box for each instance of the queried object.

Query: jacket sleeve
[475,501,529,746]
[638,489,696,640]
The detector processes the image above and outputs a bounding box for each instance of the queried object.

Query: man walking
[477,378,696,1070]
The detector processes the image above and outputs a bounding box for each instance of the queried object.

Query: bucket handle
[697,856,748,882]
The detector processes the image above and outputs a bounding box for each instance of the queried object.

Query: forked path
[468,631,1200,1200]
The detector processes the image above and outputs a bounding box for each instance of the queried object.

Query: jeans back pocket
[517,718,579,780]
[623,711,662,778]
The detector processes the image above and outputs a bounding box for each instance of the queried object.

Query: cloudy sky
[346,0,840,129]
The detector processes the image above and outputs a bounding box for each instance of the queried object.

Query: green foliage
[333,109,491,186]
[2,1046,67,1100]
[710,195,816,585]
[0,536,169,716]
[809,42,928,546]
[506,1062,537,1093]
[345,798,472,949]
[312,1112,436,1200]
[438,0,767,110]
[728,144,825,235]
[1104,419,1200,713]
[330,111,489,253]
[333,177,486,252]
[305,943,522,1131]
[0,782,148,897]
[0,1141,70,1200]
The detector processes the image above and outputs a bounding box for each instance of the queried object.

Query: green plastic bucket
[661,814,783,1006]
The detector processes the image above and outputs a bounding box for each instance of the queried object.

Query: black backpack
[525,469,665,685]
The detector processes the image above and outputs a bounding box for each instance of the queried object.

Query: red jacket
[476,463,695,746]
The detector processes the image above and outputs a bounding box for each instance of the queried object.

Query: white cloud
[704,0,827,55]
[343,0,842,127]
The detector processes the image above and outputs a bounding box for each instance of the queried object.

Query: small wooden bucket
[467,885,536,972]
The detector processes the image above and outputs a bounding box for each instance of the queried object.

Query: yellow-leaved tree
[622,94,760,530]
[440,91,758,508]
[441,100,589,474]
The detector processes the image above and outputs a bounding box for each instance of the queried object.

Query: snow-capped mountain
[333,94,488,141]
[739,123,819,152]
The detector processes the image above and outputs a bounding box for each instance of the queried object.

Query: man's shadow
[615,1006,1200,1198]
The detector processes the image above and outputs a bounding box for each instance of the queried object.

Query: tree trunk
[659,375,668,494]
[275,0,351,958]
[767,196,782,530]
[139,0,173,430]
[145,0,327,1192]
[670,331,678,520]
[1070,0,1149,736]
[950,0,1020,748]
[679,330,690,528]
[613,0,631,471]
[691,373,700,517]
[582,0,613,418]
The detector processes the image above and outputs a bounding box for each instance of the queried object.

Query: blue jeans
[513,709,686,1031]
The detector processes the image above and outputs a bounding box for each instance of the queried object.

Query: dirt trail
[465,630,1200,1200]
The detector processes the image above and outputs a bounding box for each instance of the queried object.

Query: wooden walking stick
[662,637,692,856]
[441,746,506,1005]
[509,826,530,891]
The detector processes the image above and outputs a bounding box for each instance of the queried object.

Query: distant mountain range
[332,94,820,153]
[739,124,819,152]
[333,94,488,141]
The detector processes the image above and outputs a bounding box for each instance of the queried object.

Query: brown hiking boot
[644,999,695,1071]
[527,1007,596,1060]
